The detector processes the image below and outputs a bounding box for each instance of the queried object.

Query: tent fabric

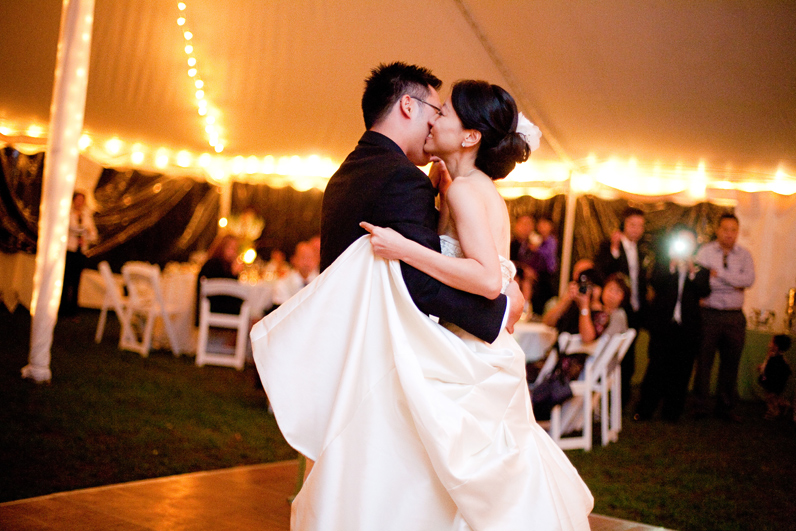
[1,0,794,178]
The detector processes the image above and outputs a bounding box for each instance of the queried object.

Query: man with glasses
[321,62,524,342]
[693,213,755,421]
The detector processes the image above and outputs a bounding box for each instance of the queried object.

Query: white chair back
[94,261,130,344]
[597,329,637,446]
[195,278,252,370]
[120,262,182,357]
[545,332,617,451]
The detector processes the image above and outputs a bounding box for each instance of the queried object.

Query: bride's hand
[360,222,408,260]
[428,158,452,195]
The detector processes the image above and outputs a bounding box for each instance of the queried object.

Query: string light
[176,2,224,153]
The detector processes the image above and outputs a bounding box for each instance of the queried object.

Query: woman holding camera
[542,269,630,342]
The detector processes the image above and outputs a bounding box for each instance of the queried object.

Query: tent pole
[558,171,577,297]
[23,0,95,383]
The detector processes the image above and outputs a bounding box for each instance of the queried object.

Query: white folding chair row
[120,261,184,357]
[546,332,615,451]
[195,278,252,370]
[594,329,637,446]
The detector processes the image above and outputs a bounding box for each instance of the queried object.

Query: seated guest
[196,234,244,324]
[263,248,291,279]
[272,241,320,307]
[543,269,629,343]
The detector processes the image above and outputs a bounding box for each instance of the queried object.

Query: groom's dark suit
[321,131,507,343]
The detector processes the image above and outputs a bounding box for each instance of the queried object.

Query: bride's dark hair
[451,80,530,180]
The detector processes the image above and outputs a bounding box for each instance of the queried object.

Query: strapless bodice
[439,235,516,293]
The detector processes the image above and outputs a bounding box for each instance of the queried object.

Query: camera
[578,272,591,294]
[669,235,694,259]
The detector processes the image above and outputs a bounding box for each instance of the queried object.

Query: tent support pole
[23,0,95,383]
[558,171,577,297]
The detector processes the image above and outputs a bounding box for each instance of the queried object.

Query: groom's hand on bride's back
[505,280,525,334]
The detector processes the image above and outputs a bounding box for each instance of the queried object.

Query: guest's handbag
[531,341,576,420]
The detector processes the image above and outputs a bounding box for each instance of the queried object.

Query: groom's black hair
[362,62,442,130]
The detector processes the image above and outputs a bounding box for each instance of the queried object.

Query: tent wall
[2,149,794,330]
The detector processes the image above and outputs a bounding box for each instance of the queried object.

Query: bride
[252,80,593,530]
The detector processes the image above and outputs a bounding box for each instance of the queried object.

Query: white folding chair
[596,329,637,446]
[120,262,183,357]
[94,261,131,345]
[195,278,252,370]
[547,333,620,451]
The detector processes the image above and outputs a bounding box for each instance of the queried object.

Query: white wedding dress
[251,235,593,530]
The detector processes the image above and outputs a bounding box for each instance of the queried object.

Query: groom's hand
[360,221,407,260]
[504,280,525,334]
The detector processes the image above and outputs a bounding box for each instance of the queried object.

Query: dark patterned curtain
[1,145,732,277]
[0,146,219,272]
[0,147,44,254]
[231,182,323,258]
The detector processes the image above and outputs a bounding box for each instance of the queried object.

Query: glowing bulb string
[177,2,223,153]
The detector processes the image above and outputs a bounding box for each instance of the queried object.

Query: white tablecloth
[155,265,200,353]
[512,321,558,362]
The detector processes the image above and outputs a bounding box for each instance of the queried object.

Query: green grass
[0,306,295,503]
[1,306,795,530]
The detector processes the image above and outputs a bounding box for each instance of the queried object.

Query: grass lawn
[1,305,795,530]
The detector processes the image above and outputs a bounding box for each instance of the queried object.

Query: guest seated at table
[271,241,320,308]
[195,234,244,324]
[542,268,629,343]
[262,248,291,279]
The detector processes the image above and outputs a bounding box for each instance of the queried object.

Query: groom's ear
[398,94,414,119]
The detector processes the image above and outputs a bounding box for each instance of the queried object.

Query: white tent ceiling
[1,0,795,181]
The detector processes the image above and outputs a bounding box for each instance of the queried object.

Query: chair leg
[161,310,182,356]
[95,305,108,343]
[140,311,155,357]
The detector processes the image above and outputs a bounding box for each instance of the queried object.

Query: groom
[321,62,523,342]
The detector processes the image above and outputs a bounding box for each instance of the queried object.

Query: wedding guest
[635,226,711,422]
[271,241,320,307]
[595,206,648,405]
[196,234,244,323]
[694,213,755,422]
[757,335,792,420]
[263,248,291,279]
[543,269,628,343]
[510,215,537,308]
[530,216,559,315]
[60,191,97,317]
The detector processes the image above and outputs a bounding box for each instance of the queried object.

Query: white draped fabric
[23,0,95,383]
[252,236,593,531]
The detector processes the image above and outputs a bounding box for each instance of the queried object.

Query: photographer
[635,225,711,422]
[542,267,629,343]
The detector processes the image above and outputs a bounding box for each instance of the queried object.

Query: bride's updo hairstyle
[451,80,530,180]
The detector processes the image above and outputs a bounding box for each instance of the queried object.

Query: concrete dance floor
[0,460,671,530]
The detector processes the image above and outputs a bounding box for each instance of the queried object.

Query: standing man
[694,213,755,422]
[321,62,524,343]
[595,207,648,406]
[635,225,711,422]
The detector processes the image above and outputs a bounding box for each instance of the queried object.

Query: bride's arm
[361,180,503,299]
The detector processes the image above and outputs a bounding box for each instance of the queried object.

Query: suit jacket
[320,131,507,343]
[647,259,711,336]
[595,239,648,326]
